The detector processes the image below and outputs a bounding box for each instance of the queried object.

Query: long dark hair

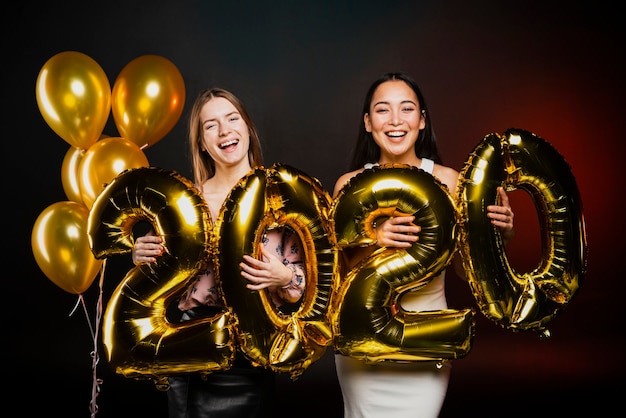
[349,72,442,171]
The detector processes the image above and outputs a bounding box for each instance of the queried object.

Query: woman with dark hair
[132,87,306,417]
[332,72,515,417]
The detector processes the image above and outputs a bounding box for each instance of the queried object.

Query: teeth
[387,131,405,137]
[219,140,238,149]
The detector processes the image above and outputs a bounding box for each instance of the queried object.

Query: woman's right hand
[132,234,164,265]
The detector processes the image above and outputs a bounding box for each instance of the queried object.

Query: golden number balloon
[32,201,103,294]
[456,128,587,334]
[88,167,235,380]
[111,55,185,150]
[214,163,337,379]
[330,164,474,363]
[76,129,586,383]
[35,51,111,150]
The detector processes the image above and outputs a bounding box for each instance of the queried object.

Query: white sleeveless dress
[335,158,452,418]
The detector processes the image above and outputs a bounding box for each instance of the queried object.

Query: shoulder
[432,164,460,194]
[333,168,364,198]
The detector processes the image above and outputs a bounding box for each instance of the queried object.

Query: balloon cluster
[31,51,186,294]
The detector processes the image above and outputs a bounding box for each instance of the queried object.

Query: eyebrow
[373,99,418,107]
[202,111,239,125]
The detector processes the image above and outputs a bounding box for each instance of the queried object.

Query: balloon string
[71,295,96,339]
[89,259,107,417]
[69,294,92,335]
[69,296,81,316]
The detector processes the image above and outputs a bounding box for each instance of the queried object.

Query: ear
[364,113,372,132]
[419,110,426,130]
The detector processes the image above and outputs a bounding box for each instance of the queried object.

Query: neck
[379,156,421,167]
[207,162,253,192]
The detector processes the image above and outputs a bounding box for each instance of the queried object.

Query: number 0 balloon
[214,164,336,378]
[456,128,587,334]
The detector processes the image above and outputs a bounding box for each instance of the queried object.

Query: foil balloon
[456,128,587,335]
[32,201,103,294]
[35,51,111,150]
[214,163,336,379]
[61,146,86,204]
[330,164,474,363]
[78,136,149,209]
[88,167,234,380]
[111,55,185,150]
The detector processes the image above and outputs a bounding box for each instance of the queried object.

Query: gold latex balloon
[88,167,234,379]
[61,146,86,204]
[31,201,103,294]
[214,163,337,379]
[111,55,185,149]
[456,128,587,334]
[78,136,149,209]
[35,51,111,150]
[330,164,474,363]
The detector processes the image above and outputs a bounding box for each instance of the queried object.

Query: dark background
[7,1,624,417]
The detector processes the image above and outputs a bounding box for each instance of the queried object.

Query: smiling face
[200,96,251,171]
[364,79,426,164]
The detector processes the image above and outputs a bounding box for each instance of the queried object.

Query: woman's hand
[487,186,515,244]
[240,245,293,291]
[132,234,164,265]
[375,215,420,248]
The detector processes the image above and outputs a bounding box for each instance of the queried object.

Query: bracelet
[281,263,296,289]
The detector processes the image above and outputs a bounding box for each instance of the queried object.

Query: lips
[219,139,239,149]
[386,131,406,139]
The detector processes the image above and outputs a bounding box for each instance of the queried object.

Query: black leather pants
[167,306,277,418]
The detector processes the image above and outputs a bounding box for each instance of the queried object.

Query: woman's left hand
[487,186,515,244]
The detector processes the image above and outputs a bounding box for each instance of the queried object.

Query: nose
[390,109,402,125]
[219,122,231,136]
